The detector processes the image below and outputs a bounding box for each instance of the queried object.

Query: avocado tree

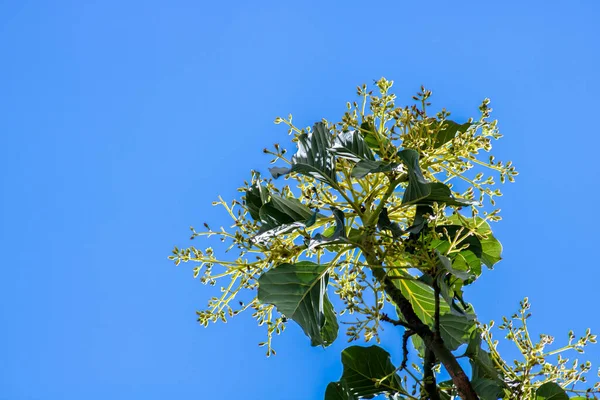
[170,78,598,399]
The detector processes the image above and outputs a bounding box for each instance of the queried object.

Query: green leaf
[406,205,432,235]
[438,313,476,351]
[477,222,502,268]
[436,250,472,281]
[471,377,503,400]
[395,278,474,350]
[397,149,475,206]
[327,346,405,399]
[251,194,317,243]
[453,250,482,277]
[466,329,505,400]
[351,159,399,178]
[397,149,430,204]
[257,261,338,347]
[434,120,472,148]
[270,194,315,222]
[435,224,483,258]
[377,207,404,239]
[423,182,478,207]
[535,382,569,400]
[270,122,337,186]
[447,216,502,268]
[245,183,269,221]
[324,381,356,400]
[309,208,348,250]
[329,130,375,162]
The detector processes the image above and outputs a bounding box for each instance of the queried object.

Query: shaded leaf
[435,224,483,258]
[325,381,356,400]
[406,205,432,235]
[377,207,404,239]
[466,328,505,399]
[257,262,338,347]
[329,130,375,163]
[434,120,472,148]
[436,250,472,281]
[245,183,269,221]
[397,149,430,204]
[438,313,476,351]
[270,122,337,186]
[309,208,348,250]
[351,160,400,178]
[471,377,503,400]
[535,382,568,400]
[397,149,475,206]
[251,194,317,243]
[327,345,405,399]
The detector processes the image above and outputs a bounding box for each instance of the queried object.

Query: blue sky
[1,1,599,399]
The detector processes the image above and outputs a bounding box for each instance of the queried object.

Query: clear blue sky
[1,1,599,399]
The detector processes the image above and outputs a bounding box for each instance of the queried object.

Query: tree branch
[423,347,441,400]
[364,250,479,400]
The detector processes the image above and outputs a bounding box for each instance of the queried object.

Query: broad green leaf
[397,149,475,206]
[434,120,472,148]
[377,207,404,239]
[535,382,568,400]
[437,250,472,281]
[270,122,338,186]
[396,279,449,323]
[351,159,400,178]
[397,149,430,204]
[257,262,338,347]
[435,224,483,258]
[324,381,356,400]
[406,205,432,235]
[423,182,478,207]
[327,345,405,399]
[438,313,476,351]
[395,278,474,350]
[329,130,375,162]
[453,250,482,277]
[251,194,324,243]
[245,183,269,221]
[309,208,348,250]
[447,216,502,268]
[270,194,315,222]
[466,329,505,400]
[471,377,503,400]
[437,276,469,317]
[477,221,502,268]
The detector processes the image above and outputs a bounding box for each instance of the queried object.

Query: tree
[171,78,598,399]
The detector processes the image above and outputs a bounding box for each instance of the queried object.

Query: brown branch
[422,347,440,400]
[364,250,479,400]
[401,329,414,370]
[381,313,414,330]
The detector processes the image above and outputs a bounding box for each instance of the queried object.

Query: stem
[423,347,441,400]
[363,248,479,400]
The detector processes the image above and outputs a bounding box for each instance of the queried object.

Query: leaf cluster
[171,79,595,399]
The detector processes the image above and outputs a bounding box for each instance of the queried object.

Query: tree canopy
[171,78,598,399]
